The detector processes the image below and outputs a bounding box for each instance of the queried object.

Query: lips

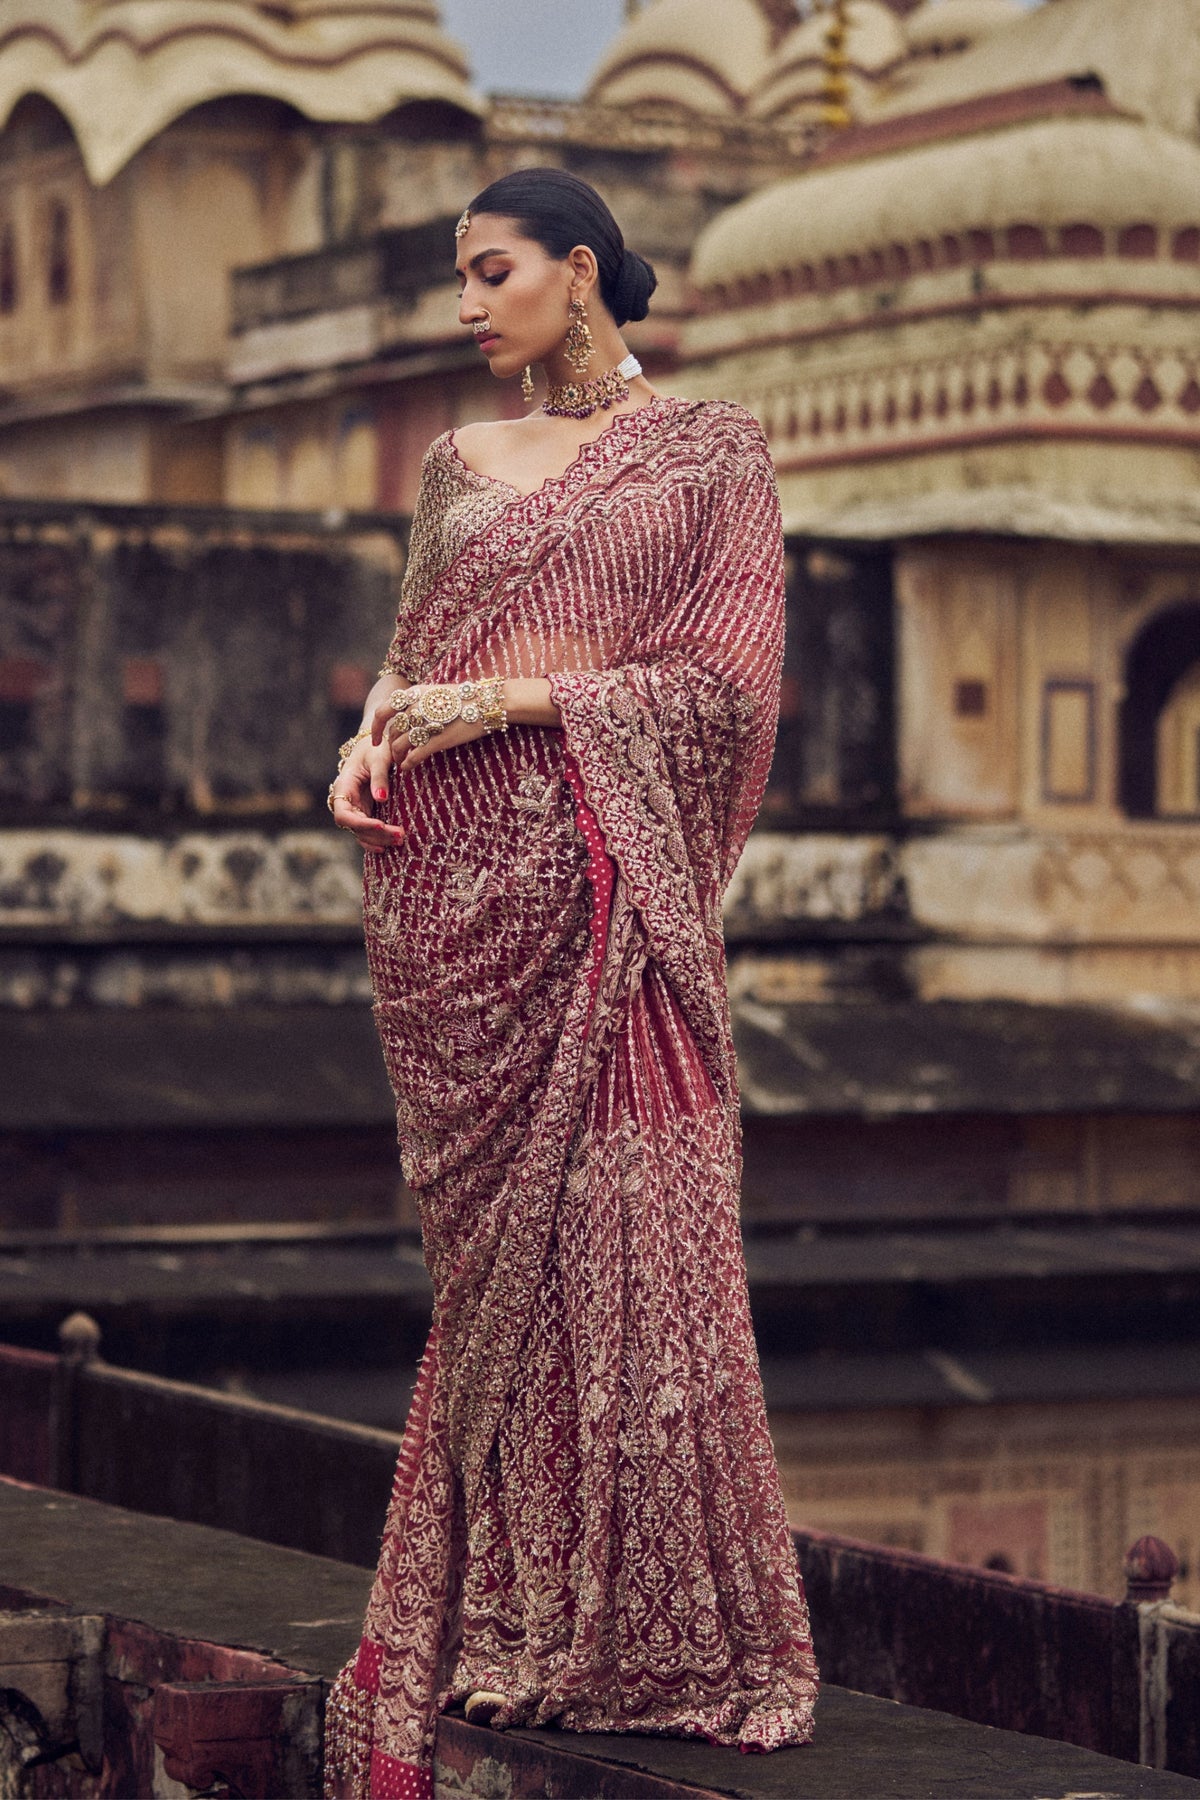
[476,334,500,351]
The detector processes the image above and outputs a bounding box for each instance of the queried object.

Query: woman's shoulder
[442,416,520,455]
[661,397,775,493]
[664,395,770,459]
[420,416,529,479]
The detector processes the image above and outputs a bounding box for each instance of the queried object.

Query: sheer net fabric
[323,396,818,1800]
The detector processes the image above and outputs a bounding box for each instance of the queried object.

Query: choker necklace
[542,352,642,420]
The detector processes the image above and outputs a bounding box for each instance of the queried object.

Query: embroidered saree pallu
[323,395,819,1800]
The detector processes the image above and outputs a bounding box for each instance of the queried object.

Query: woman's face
[455,212,584,380]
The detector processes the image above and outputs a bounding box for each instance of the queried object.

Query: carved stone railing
[795,1525,1199,1775]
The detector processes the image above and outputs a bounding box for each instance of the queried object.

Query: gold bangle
[480,676,507,733]
[337,730,370,772]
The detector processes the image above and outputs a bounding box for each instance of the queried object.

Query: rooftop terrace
[3,1474,1199,1800]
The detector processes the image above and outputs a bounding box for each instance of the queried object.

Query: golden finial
[819,0,853,130]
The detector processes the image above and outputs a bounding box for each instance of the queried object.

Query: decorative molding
[719,339,1200,472]
[488,91,813,159]
[701,224,1200,311]
[585,48,748,112]
[0,829,364,931]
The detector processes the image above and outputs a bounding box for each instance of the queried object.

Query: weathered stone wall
[0,501,405,816]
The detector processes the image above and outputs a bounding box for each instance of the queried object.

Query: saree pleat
[323,396,818,1800]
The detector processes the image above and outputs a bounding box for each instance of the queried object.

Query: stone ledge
[3,1477,1200,1798]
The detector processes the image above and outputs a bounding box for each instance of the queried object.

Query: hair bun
[612,247,657,326]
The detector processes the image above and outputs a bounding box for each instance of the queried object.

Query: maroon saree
[323,394,819,1800]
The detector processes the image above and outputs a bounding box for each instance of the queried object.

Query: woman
[322,167,818,1800]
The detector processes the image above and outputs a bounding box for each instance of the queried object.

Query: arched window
[1119,602,1200,817]
[0,224,16,314]
[47,199,71,305]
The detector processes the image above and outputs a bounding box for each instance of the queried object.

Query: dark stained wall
[0,501,407,820]
[761,540,897,829]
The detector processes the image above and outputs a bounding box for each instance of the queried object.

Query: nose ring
[472,312,492,336]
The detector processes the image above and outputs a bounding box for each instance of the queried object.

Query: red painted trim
[0,1343,56,1370]
[591,49,746,111]
[770,419,1200,473]
[0,22,468,83]
[808,78,1121,170]
[704,255,1200,317]
[756,51,907,99]
[687,286,1200,359]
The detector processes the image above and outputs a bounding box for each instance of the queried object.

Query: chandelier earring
[521,365,534,405]
[564,295,594,377]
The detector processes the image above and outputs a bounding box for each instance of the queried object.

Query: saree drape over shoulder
[323,395,819,1800]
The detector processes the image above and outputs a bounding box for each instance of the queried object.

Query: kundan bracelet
[388,678,508,749]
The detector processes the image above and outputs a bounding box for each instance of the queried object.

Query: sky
[439,0,1044,101]
[439,0,628,99]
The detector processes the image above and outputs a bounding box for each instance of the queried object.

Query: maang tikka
[564,295,594,376]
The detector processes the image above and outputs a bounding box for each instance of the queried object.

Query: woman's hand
[368,677,560,774]
[379,709,489,775]
[330,736,406,851]
[369,682,492,776]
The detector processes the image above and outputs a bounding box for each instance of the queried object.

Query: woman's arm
[499,677,561,729]
[366,674,561,766]
[331,673,563,851]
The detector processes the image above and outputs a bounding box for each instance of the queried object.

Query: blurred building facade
[2,0,1200,1607]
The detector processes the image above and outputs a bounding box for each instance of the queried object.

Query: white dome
[750,1,908,121]
[0,0,479,185]
[905,0,1026,55]
[691,112,1200,287]
[586,0,775,116]
[874,0,1200,144]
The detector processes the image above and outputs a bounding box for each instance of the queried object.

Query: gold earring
[564,295,593,376]
[521,365,534,405]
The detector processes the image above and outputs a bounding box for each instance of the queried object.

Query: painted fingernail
[375,787,387,800]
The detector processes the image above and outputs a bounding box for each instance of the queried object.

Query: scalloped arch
[0,2,481,186]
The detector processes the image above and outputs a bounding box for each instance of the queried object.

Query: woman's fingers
[372,682,411,744]
[368,738,393,804]
[332,776,404,850]
[396,716,477,771]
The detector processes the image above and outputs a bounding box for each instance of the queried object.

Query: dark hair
[464,167,657,329]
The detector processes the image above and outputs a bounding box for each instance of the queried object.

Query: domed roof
[691,112,1200,287]
[904,0,1025,56]
[586,0,775,116]
[750,0,907,121]
[0,0,480,186]
[874,0,1200,142]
